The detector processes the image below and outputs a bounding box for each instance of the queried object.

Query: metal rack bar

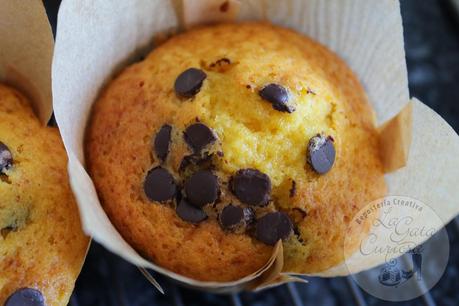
[400,253,437,306]
[171,285,184,306]
[346,277,368,306]
[421,291,437,306]
[286,283,304,306]
[230,293,243,306]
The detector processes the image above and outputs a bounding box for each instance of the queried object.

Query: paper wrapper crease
[52,0,459,292]
[0,0,54,124]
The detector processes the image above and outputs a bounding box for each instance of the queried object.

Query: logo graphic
[344,196,449,302]
[377,246,422,287]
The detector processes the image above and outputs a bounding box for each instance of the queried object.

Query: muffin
[0,84,89,305]
[86,22,387,281]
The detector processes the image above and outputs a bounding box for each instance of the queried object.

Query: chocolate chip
[144,167,177,203]
[307,134,336,174]
[219,205,255,232]
[5,288,45,306]
[184,170,219,207]
[184,123,216,153]
[259,84,295,113]
[0,142,13,173]
[176,198,207,224]
[219,205,243,229]
[174,68,207,98]
[231,169,271,206]
[255,212,293,245]
[154,124,172,162]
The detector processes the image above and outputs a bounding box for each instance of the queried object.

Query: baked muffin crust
[0,84,89,305]
[86,22,386,281]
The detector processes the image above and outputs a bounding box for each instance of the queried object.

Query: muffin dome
[86,22,386,281]
[0,84,89,305]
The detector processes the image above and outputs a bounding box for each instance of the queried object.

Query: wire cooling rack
[42,0,459,305]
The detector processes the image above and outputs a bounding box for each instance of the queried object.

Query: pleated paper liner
[0,0,54,125]
[0,0,91,304]
[52,0,459,292]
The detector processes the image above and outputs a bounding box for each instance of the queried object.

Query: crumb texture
[86,22,386,281]
[0,84,89,306]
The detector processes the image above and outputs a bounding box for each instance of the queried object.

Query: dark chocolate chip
[231,169,271,206]
[0,142,13,173]
[176,198,207,224]
[174,68,207,98]
[255,212,293,245]
[153,124,172,162]
[307,134,336,174]
[219,205,255,232]
[219,205,244,229]
[289,180,296,198]
[184,123,216,153]
[5,288,45,306]
[184,170,219,207]
[144,167,177,203]
[259,84,295,113]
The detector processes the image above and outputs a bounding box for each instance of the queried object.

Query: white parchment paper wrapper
[0,0,54,124]
[52,0,459,292]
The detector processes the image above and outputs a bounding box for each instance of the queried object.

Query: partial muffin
[0,84,89,306]
[86,22,387,281]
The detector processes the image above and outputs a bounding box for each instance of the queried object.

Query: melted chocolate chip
[259,84,295,113]
[0,142,13,173]
[255,212,293,245]
[176,198,207,224]
[5,288,45,306]
[307,134,336,174]
[174,68,207,98]
[184,170,219,207]
[144,167,177,203]
[153,124,172,162]
[231,169,271,206]
[184,123,216,153]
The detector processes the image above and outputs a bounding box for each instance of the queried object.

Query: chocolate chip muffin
[0,84,89,306]
[86,22,387,281]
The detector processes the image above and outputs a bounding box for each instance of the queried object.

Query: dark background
[42,0,459,305]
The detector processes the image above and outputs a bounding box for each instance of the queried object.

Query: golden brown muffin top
[86,22,386,281]
[0,84,89,306]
